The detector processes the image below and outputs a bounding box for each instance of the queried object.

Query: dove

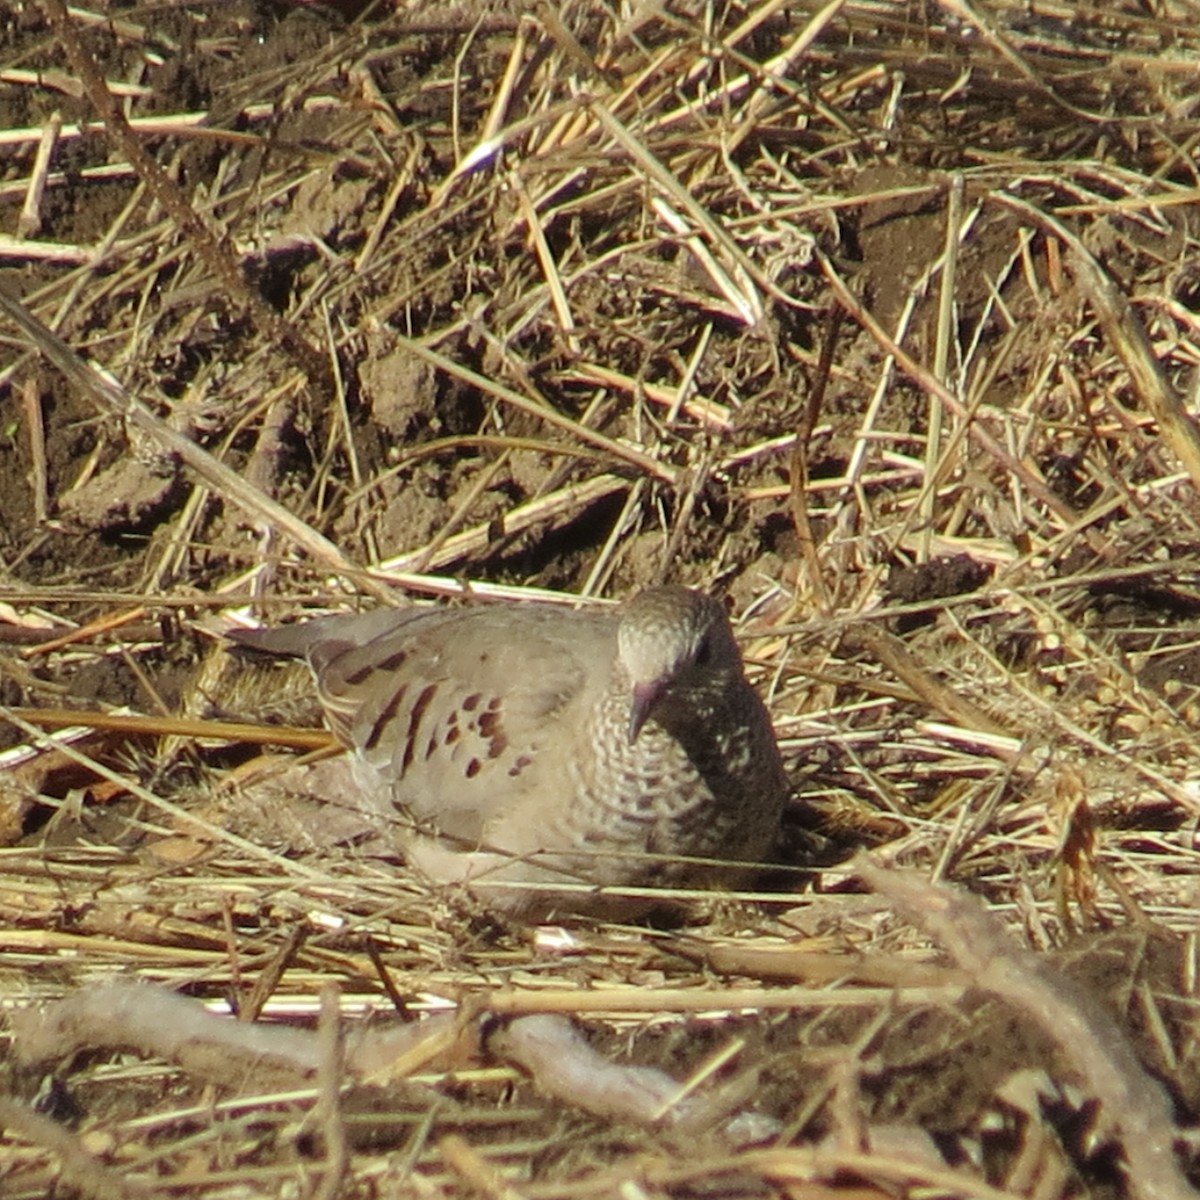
[228,587,788,919]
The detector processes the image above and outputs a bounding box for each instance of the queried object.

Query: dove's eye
[694,636,713,668]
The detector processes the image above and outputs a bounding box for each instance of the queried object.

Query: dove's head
[617,587,742,742]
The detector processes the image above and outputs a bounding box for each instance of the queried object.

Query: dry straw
[3,2,1200,1197]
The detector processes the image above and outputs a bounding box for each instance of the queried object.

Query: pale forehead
[621,588,726,642]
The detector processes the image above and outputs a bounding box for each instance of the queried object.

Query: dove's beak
[628,681,662,742]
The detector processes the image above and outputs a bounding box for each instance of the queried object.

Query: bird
[228,586,789,919]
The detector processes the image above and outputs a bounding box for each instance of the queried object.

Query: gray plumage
[229,586,788,918]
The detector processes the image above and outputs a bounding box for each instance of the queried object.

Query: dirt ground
[3,1,1200,1197]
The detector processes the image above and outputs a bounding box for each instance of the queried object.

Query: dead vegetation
[3,0,1200,1196]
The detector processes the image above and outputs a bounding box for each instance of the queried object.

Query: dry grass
[4,1,1200,1196]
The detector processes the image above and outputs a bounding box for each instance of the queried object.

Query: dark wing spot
[425,733,439,761]
[465,758,481,778]
[477,708,509,759]
[401,683,438,772]
[507,754,533,778]
[445,726,460,745]
[462,693,482,711]
[486,696,501,712]
[364,683,408,752]
[343,662,378,686]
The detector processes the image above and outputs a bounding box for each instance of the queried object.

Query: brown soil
[3,2,1200,1198]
